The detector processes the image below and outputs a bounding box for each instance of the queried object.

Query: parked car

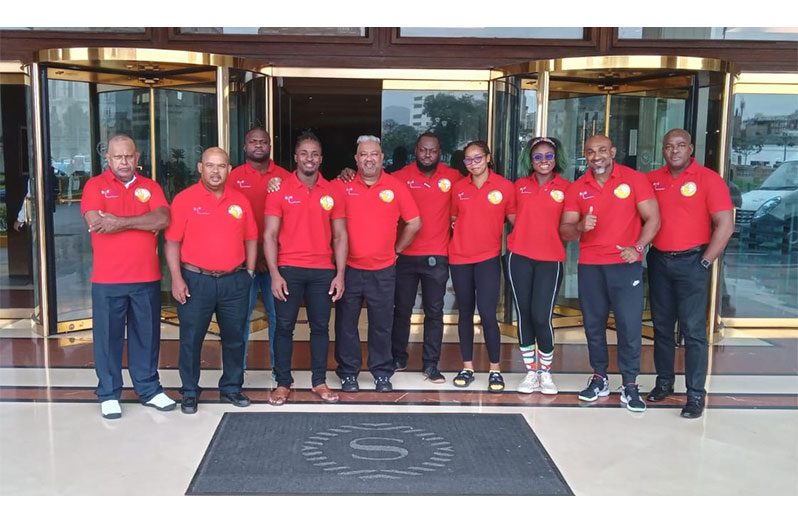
[738,160,798,250]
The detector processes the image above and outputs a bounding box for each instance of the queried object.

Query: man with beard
[166,147,258,414]
[560,134,660,413]
[264,132,348,405]
[334,136,421,393]
[81,134,175,419]
[646,129,733,419]
[389,132,463,382]
[228,128,290,374]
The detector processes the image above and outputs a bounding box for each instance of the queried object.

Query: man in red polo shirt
[81,134,175,419]
[165,147,258,414]
[560,134,660,413]
[646,129,733,419]
[227,127,290,374]
[264,132,348,405]
[390,132,463,383]
[334,135,421,393]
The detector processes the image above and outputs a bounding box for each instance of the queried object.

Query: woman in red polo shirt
[449,141,516,392]
[507,137,571,395]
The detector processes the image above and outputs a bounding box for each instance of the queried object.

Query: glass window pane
[0,27,145,33]
[229,69,267,167]
[400,27,584,39]
[619,27,798,41]
[726,92,798,318]
[179,27,365,36]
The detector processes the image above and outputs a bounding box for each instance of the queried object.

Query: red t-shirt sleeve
[396,183,420,222]
[242,199,258,241]
[330,184,346,220]
[263,188,284,217]
[450,184,461,218]
[705,171,734,214]
[148,183,169,211]
[633,172,656,204]
[563,183,582,214]
[80,178,102,215]
[164,194,187,242]
[504,180,517,216]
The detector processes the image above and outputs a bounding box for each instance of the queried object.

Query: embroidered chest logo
[228,205,243,219]
[438,178,452,193]
[101,189,119,199]
[578,190,594,200]
[192,206,210,215]
[550,190,565,203]
[652,181,666,192]
[519,185,533,195]
[134,187,151,203]
[457,191,470,201]
[487,190,503,205]
[285,195,302,205]
[680,181,697,197]
[614,183,631,199]
[407,180,424,189]
[236,179,252,189]
[379,190,395,203]
[320,195,335,211]
[345,187,360,197]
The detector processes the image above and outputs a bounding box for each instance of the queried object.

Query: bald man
[646,129,733,419]
[81,134,175,419]
[165,147,258,414]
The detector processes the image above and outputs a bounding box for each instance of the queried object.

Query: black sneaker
[393,359,408,372]
[181,396,198,415]
[375,376,393,392]
[220,391,251,408]
[453,369,475,388]
[422,365,445,384]
[647,380,674,402]
[578,374,609,402]
[681,397,705,419]
[620,383,646,413]
[340,376,359,392]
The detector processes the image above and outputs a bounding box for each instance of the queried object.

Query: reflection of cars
[738,160,798,249]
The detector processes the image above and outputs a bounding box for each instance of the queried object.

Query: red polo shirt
[393,162,463,256]
[564,163,655,265]
[165,182,258,272]
[507,173,571,262]
[449,171,516,265]
[333,171,420,271]
[648,158,733,252]
[81,170,168,284]
[264,173,345,269]
[227,160,291,239]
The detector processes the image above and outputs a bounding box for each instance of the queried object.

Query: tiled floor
[0,319,796,500]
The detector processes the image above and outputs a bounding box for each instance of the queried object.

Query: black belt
[181,262,243,278]
[652,245,705,257]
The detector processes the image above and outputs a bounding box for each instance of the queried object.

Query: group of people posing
[82,125,733,421]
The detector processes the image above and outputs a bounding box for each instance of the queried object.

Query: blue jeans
[244,270,277,370]
[92,281,164,402]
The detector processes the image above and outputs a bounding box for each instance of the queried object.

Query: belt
[652,245,705,257]
[181,262,243,278]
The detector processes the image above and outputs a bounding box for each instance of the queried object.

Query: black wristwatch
[700,258,712,269]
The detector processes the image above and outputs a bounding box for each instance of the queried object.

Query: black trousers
[578,263,644,385]
[391,254,449,367]
[91,281,163,402]
[450,256,502,364]
[648,247,711,400]
[506,251,563,353]
[273,266,335,388]
[177,268,251,398]
[335,265,396,379]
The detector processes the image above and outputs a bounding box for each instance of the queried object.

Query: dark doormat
[186,412,572,496]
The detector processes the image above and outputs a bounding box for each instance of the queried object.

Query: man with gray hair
[333,135,421,392]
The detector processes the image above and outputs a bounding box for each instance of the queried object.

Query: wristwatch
[634,244,645,254]
[700,258,712,269]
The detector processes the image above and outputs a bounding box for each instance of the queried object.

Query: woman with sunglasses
[449,141,516,392]
[507,137,571,395]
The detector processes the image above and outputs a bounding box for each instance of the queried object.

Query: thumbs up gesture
[580,205,597,232]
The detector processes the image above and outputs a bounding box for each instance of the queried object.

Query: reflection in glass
[619,27,798,41]
[229,70,267,167]
[0,27,145,33]
[401,27,584,39]
[179,27,365,36]
[726,92,798,319]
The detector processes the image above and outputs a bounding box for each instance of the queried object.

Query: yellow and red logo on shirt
[614,183,631,199]
[227,205,243,219]
[134,187,151,203]
[379,190,395,203]
[550,190,565,203]
[487,190,503,205]
[680,181,697,197]
[320,195,335,211]
[438,178,452,193]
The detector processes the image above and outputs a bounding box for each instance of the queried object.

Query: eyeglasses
[533,152,556,162]
[463,154,484,166]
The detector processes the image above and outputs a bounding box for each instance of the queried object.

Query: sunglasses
[533,152,556,162]
[463,154,484,166]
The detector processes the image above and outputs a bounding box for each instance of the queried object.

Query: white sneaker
[144,392,177,411]
[517,371,540,394]
[101,400,122,419]
[538,371,558,395]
